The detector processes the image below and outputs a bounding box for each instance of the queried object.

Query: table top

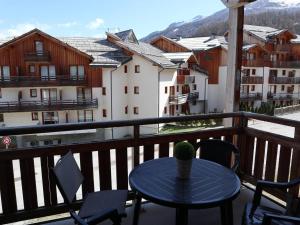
[129,158,240,209]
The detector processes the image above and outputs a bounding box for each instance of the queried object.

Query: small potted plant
[174,141,195,179]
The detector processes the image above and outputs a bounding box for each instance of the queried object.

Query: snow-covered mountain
[142,0,300,42]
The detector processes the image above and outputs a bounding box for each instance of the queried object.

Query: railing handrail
[0,75,87,82]
[0,111,299,136]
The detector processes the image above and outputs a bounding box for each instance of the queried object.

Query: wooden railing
[0,99,98,113]
[240,92,262,101]
[0,75,88,87]
[24,51,51,62]
[241,76,263,84]
[0,112,299,224]
[269,76,300,84]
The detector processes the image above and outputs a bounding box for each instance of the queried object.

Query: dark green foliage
[174,142,195,160]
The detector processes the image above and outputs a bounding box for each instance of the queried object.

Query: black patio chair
[242,178,300,225]
[52,151,128,225]
[195,139,240,171]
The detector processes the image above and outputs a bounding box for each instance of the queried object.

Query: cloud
[86,18,104,29]
[0,23,51,38]
[57,21,78,28]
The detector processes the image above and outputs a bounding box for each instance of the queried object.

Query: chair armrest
[70,210,89,225]
[250,178,300,217]
[262,213,300,225]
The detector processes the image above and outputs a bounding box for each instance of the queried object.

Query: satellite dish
[221,0,256,8]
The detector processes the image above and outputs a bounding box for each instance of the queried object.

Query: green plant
[174,141,195,160]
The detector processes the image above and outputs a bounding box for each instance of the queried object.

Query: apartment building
[152,25,300,112]
[0,29,208,146]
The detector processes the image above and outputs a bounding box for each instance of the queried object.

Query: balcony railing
[267,92,299,100]
[241,76,263,84]
[275,44,291,52]
[177,68,190,76]
[0,75,88,87]
[176,75,195,84]
[240,92,263,101]
[0,112,299,224]
[0,99,98,113]
[243,59,300,68]
[242,59,265,67]
[270,61,300,68]
[169,92,199,105]
[269,76,300,84]
[24,51,51,62]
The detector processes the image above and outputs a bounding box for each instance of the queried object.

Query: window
[41,89,57,101]
[41,65,56,80]
[281,85,285,91]
[0,114,3,122]
[134,107,139,115]
[42,112,59,125]
[29,65,35,73]
[164,107,167,114]
[35,41,44,53]
[165,87,168,94]
[30,89,37,97]
[102,87,106,96]
[134,86,139,94]
[32,112,39,121]
[77,88,92,100]
[135,65,140,73]
[125,86,128,94]
[251,85,255,91]
[0,66,10,80]
[193,84,197,90]
[252,69,256,75]
[70,65,85,80]
[124,65,128,73]
[125,106,128,114]
[246,69,250,76]
[282,70,286,76]
[0,88,2,98]
[103,109,107,117]
[177,86,179,92]
[78,110,93,122]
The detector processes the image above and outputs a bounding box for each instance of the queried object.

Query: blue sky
[0,0,225,39]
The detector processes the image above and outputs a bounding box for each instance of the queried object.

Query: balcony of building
[240,92,262,101]
[24,51,51,62]
[0,99,98,113]
[267,92,299,101]
[0,75,88,87]
[0,112,298,225]
[274,44,291,52]
[269,76,300,84]
[177,68,190,76]
[242,59,265,67]
[270,60,300,68]
[169,92,199,105]
[241,76,263,84]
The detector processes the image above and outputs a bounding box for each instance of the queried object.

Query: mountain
[142,0,300,42]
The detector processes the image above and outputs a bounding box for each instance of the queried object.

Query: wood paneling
[0,31,102,87]
[151,37,189,53]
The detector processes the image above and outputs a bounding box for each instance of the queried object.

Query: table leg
[220,201,233,225]
[176,208,188,225]
[132,195,142,225]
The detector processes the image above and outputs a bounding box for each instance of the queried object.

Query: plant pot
[176,159,192,179]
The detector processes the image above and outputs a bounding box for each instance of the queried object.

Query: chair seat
[79,190,128,219]
[243,203,293,225]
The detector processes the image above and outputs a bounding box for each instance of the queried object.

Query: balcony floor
[42,185,283,225]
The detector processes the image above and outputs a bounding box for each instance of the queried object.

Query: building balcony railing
[177,75,195,84]
[267,92,299,100]
[0,75,88,87]
[24,51,51,62]
[169,92,199,105]
[242,59,265,67]
[243,59,300,68]
[0,99,98,113]
[0,112,299,224]
[270,61,300,68]
[268,76,300,84]
[240,92,263,101]
[241,76,263,84]
[275,44,291,52]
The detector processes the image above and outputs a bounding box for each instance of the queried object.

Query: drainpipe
[110,67,118,139]
[158,67,165,134]
[204,77,208,114]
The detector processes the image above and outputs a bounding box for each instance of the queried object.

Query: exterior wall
[151,38,188,53]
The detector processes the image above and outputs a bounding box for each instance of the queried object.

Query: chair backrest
[52,151,84,204]
[195,139,240,170]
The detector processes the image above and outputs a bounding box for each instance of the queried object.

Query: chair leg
[112,216,122,225]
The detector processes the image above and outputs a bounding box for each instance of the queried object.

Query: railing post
[289,126,300,196]
[233,113,248,176]
[133,125,140,168]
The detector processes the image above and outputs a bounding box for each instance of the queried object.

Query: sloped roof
[243,44,258,51]
[58,37,131,66]
[177,36,226,51]
[244,24,297,41]
[150,35,190,51]
[114,29,139,44]
[163,52,194,63]
[291,35,300,44]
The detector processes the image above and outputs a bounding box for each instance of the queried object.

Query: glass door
[49,66,56,80]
